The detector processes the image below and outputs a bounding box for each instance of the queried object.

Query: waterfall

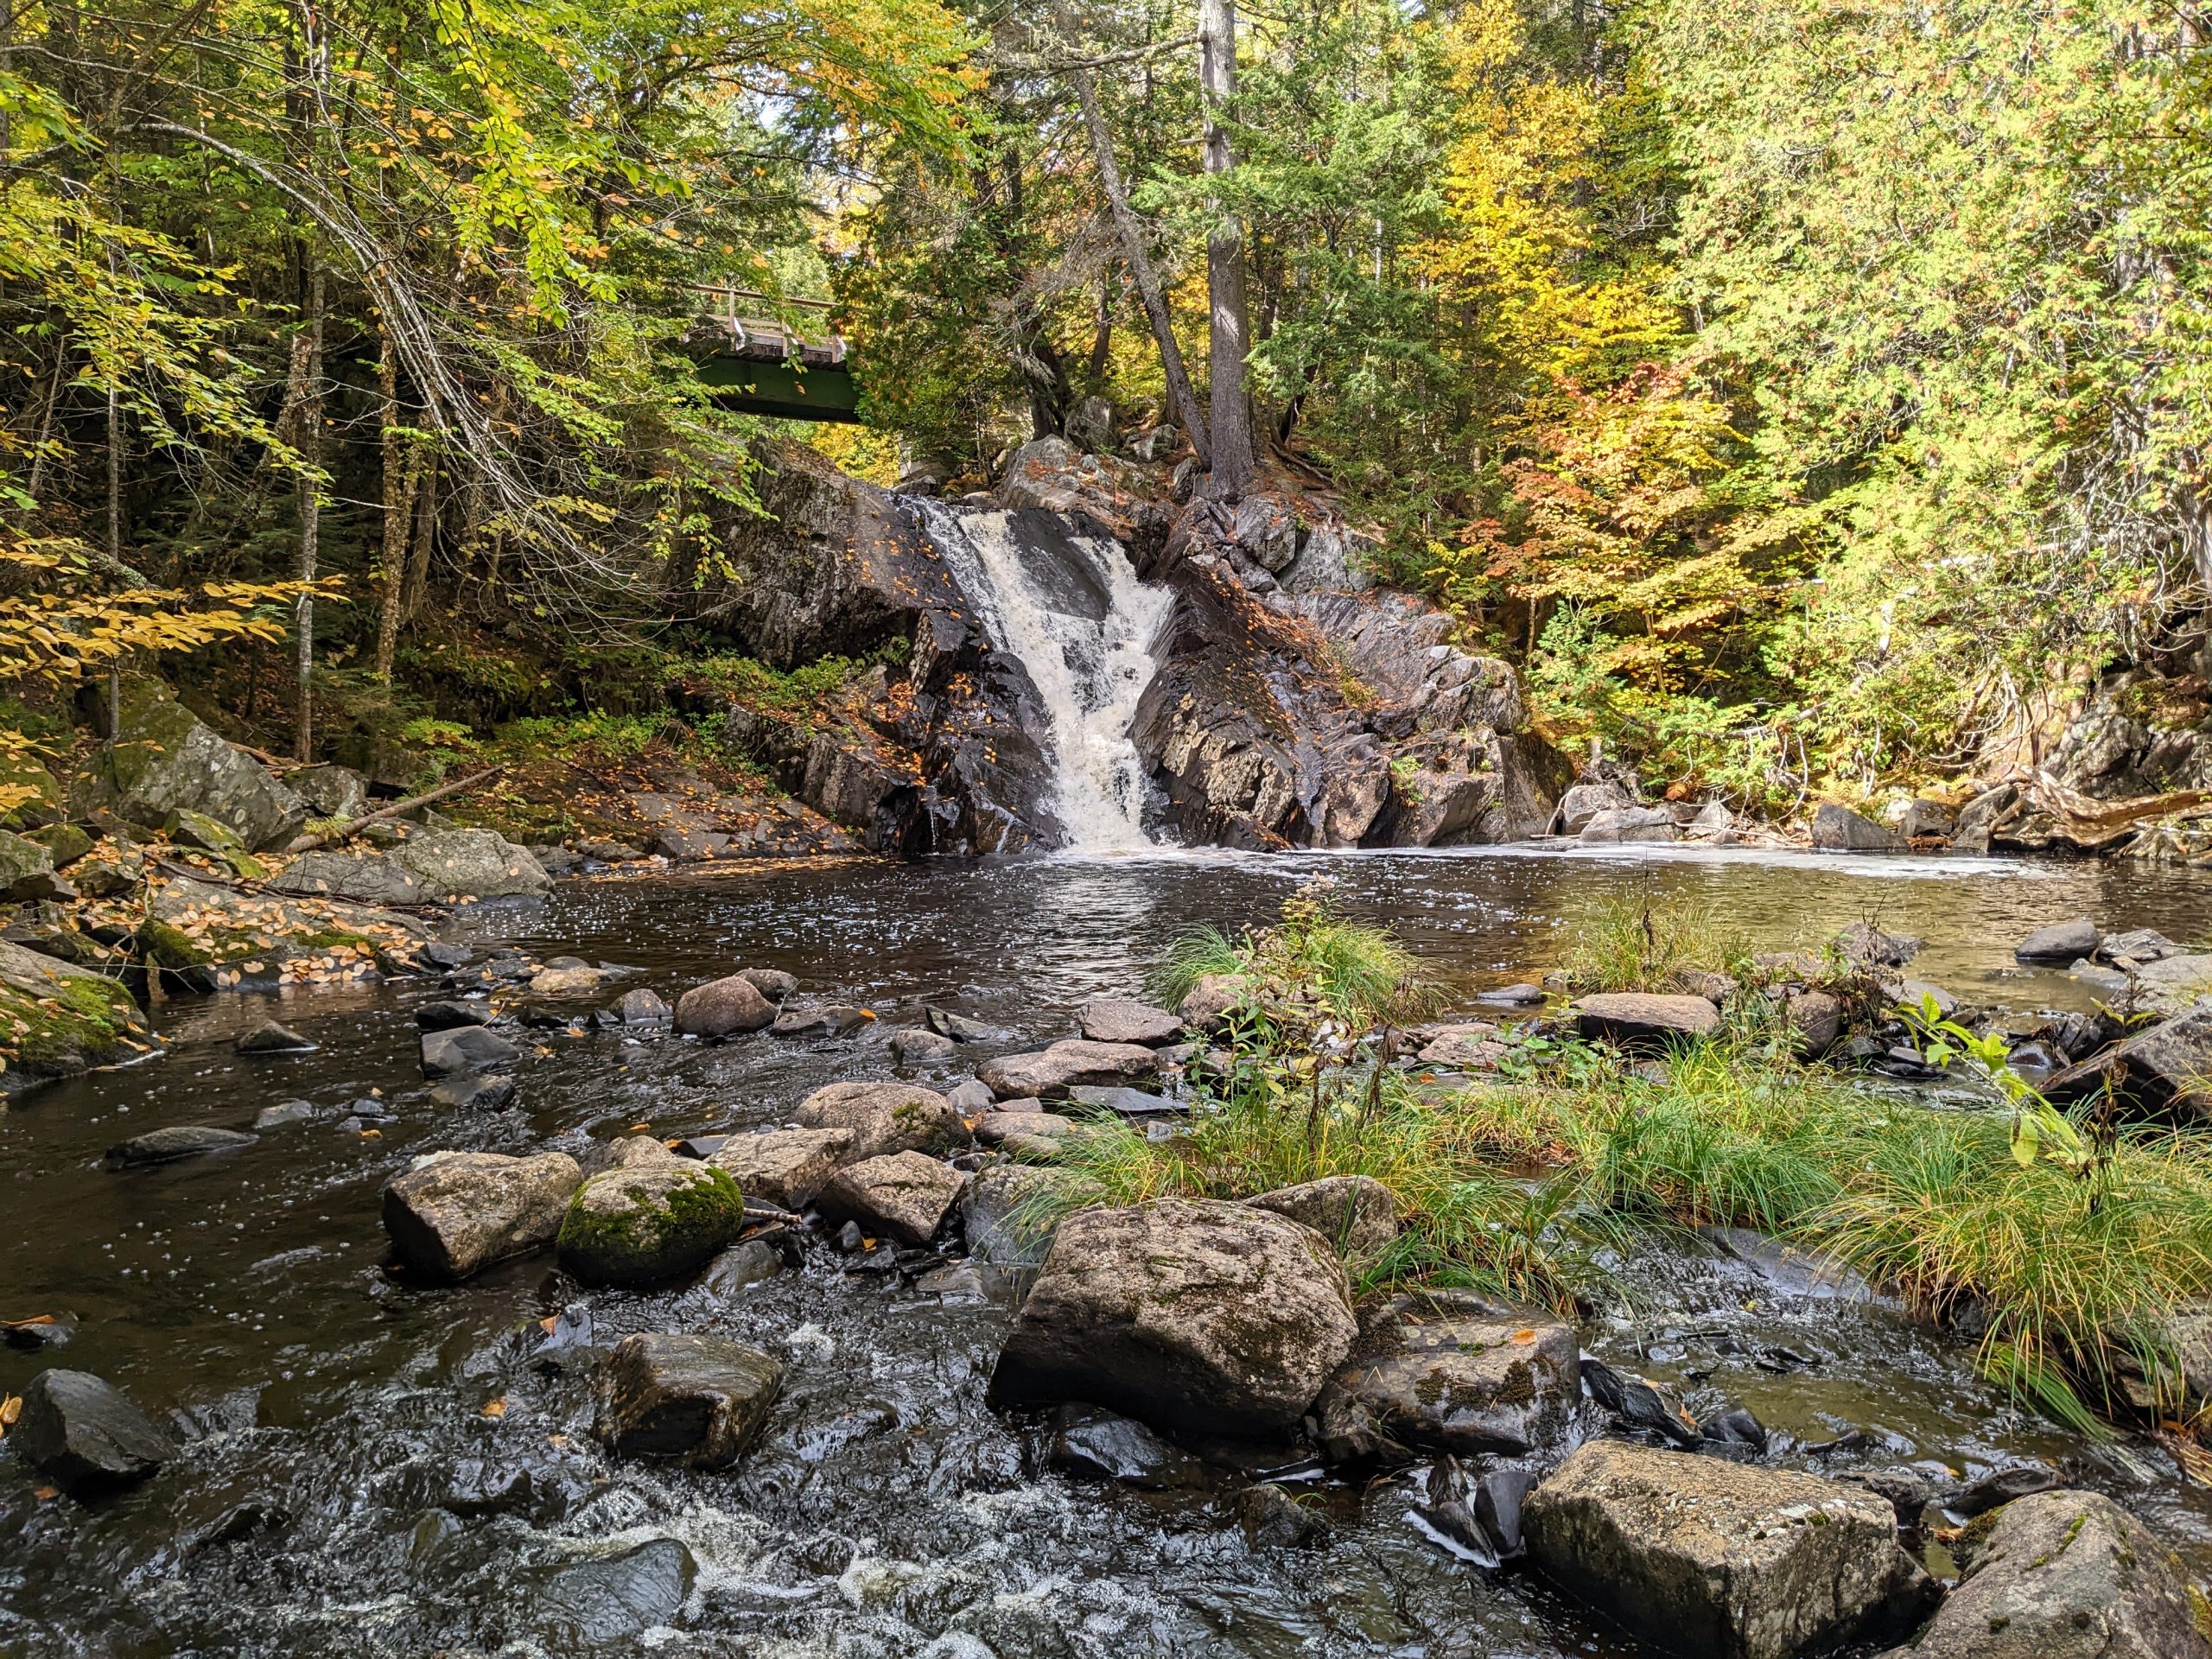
[912,500,1171,852]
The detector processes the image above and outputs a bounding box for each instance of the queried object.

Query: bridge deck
[684,288,860,423]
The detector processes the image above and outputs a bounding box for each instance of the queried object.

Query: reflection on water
[3,845,2211,1656]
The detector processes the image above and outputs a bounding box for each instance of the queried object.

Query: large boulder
[383,828,550,901]
[73,679,307,850]
[268,849,430,907]
[0,938,154,1094]
[812,1150,965,1247]
[1524,1440,1935,1659]
[2044,1007,2212,1117]
[382,1150,582,1281]
[673,973,778,1038]
[1555,781,1633,835]
[1077,995,1183,1046]
[792,1081,965,1160]
[11,1369,178,1495]
[1570,992,1722,1046]
[2015,918,2101,964]
[708,1127,854,1209]
[1315,1295,1580,1463]
[979,1039,1160,1100]
[1810,802,1906,853]
[1243,1175,1396,1257]
[1878,1490,2212,1659]
[1580,805,1676,844]
[556,1155,749,1287]
[987,1198,1357,1438]
[594,1332,784,1471]
[0,828,60,899]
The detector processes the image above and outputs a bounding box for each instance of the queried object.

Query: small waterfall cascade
[912,499,1172,852]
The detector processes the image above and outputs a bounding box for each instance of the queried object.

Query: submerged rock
[12,1369,178,1495]
[673,972,778,1038]
[708,1127,854,1210]
[890,1026,957,1065]
[235,1020,314,1055]
[1315,1296,1580,1463]
[522,1537,696,1649]
[420,1024,521,1078]
[1524,1441,1934,1659]
[812,1150,966,1246]
[1048,1402,1206,1488]
[988,1198,1357,1438]
[415,999,493,1031]
[105,1125,257,1166]
[1880,1490,2211,1658]
[429,1073,515,1110]
[792,1080,964,1160]
[594,1331,784,1470]
[1569,993,1722,1046]
[1077,995,1183,1046]
[1243,1174,1396,1257]
[556,1156,748,1287]
[979,1039,1160,1100]
[382,1150,582,1281]
[963,1162,1061,1266]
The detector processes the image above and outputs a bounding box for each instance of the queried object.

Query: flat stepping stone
[1066,1084,1179,1116]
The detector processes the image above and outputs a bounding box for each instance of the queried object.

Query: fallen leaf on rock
[0,1393,19,1432]
[481,1398,507,1418]
[33,1484,56,1500]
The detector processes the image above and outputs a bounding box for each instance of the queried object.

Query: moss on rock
[556,1163,748,1287]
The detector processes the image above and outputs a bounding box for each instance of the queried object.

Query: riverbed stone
[1810,802,1906,852]
[1878,1489,2211,1659]
[708,1127,854,1210]
[737,967,797,1002]
[236,1020,315,1055]
[771,1002,871,1038]
[964,1162,1061,1265]
[793,1080,965,1160]
[557,1160,749,1287]
[415,999,493,1031]
[890,1026,957,1065]
[382,1150,582,1281]
[1783,989,1842,1056]
[1077,995,1183,1046]
[530,963,605,996]
[1556,781,1633,835]
[673,972,778,1038]
[976,1109,1075,1147]
[420,1024,522,1077]
[1243,1175,1396,1257]
[2044,1007,2212,1117]
[1176,972,1251,1031]
[1315,1296,1580,1463]
[430,1072,514,1110]
[979,1039,1160,1100]
[813,1150,966,1246]
[1570,992,1722,1046]
[523,1538,696,1649]
[1524,1440,1935,1659]
[611,987,671,1028]
[1416,1024,1508,1069]
[1049,1402,1206,1488]
[1835,920,1922,968]
[383,828,550,901]
[12,1369,178,1495]
[105,1125,258,1167]
[593,1331,784,1471]
[988,1198,1358,1437]
[2016,918,2101,964]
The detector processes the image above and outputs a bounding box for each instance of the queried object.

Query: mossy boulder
[0,938,149,1095]
[556,1155,750,1287]
[24,822,91,868]
[72,680,307,851]
[0,749,61,829]
[0,829,60,899]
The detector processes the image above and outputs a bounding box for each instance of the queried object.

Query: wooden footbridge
[685,287,860,423]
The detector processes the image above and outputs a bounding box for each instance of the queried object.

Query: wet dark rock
[1236,1483,1333,1548]
[672,1135,727,1160]
[1474,1465,1537,1559]
[2044,1007,2212,1117]
[1879,1490,2212,1659]
[1316,1296,1580,1463]
[813,1151,966,1247]
[702,1237,785,1293]
[925,1005,999,1042]
[415,999,493,1032]
[251,1097,320,1130]
[383,1150,582,1281]
[964,1163,1060,1266]
[11,1369,178,1495]
[1065,1084,1179,1116]
[1811,803,1906,852]
[1525,1440,1936,1659]
[1,1313,73,1350]
[736,966,797,1002]
[418,1022,521,1079]
[890,1026,957,1065]
[1048,1403,1205,1488]
[1835,920,1922,968]
[673,972,778,1038]
[522,1537,696,1648]
[1570,993,1722,1046]
[708,1127,854,1209]
[1579,1357,1700,1447]
[556,1154,748,1287]
[980,1039,1160,1100]
[1943,1463,2063,1519]
[834,1220,866,1253]
[429,1073,515,1111]
[770,1003,872,1038]
[1244,1175,1396,1257]
[1077,995,1183,1046]
[1699,1405,1770,1452]
[2016,918,2100,964]
[105,1125,257,1166]
[988,1198,1357,1438]
[611,988,671,1028]
[2097,926,2183,965]
[792,1080,964,1160]
[594,1331,784,1470]
[235,1020,315,1055]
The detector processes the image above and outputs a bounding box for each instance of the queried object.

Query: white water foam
[913,501,1172,853]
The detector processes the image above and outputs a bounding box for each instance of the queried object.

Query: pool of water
[4,843,2210,1656]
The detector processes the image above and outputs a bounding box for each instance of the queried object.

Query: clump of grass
[1150,879,1444,1028]
[1560,896,1750,995]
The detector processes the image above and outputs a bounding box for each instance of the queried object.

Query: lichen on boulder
[556,1154,750,1287]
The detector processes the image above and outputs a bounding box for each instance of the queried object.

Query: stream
[7,842,2212,1656]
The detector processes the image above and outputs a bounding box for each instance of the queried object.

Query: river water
[6,842,2212,1656]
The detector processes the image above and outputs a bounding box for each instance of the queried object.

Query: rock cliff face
[671,437,1562,855]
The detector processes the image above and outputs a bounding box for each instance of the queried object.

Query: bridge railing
[683,285,848,368]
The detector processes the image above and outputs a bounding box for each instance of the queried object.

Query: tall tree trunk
[374,325,419,683]
[290,262,325,761]
[1198,0,1255,492]
[403,461,438,622]
[1052,0,1210,464]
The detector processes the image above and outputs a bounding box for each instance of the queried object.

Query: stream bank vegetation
[1036,890,2212,1437]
